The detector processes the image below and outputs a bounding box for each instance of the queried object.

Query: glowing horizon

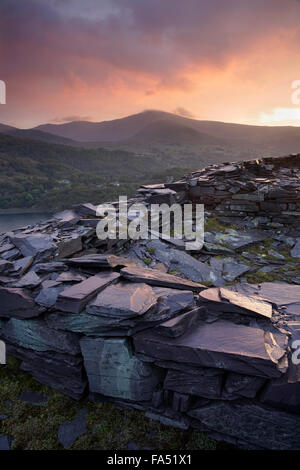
[1,0,300,129]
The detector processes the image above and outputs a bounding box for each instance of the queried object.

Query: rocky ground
[0,154,300,450]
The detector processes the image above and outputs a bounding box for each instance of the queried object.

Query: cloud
[1,0,300,126]
[174,107,196,118]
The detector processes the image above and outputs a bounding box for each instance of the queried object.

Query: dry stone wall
[0,154,300,449]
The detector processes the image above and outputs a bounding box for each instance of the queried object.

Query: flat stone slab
[224,373,265,399]
[80,337,162,401]
[11,271,41,288]
[290,239,300,258]
[134,320,286,378]
[154,307,205,338]
[121,266,205,292]
[19,390,48,406]
[87,282,157,319]
[10,233,55,260]
[164,369,223,399]
[66,254,129,269]
[145,239,223,286]
[213,229,267,251]
[56,272,120,313]
[0,435,11,450]
[58,408,87,449]
[0,287,43,319]
[199,286,273,318]
[188,402,300,450]
[256,282,300,306]
[2,318,81,355]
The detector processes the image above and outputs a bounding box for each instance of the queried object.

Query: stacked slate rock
[0,154,300,449]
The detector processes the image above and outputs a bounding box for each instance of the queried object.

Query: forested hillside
[0,134,193,210]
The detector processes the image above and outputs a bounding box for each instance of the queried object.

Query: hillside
[0,133,195,210]
[6,128,77,145]
[127,119,224,145]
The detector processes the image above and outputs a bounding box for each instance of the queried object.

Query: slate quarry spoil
[1,154,300,449]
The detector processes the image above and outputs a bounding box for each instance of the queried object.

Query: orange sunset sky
[1,0,300,128]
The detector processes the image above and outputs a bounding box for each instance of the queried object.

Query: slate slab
[154,307,205,338]
[66,254,129,269]
[0,287,43,319]
[145,239,222,286]
[10,233,55,261]
[58,408,87,449]
[164,369,223,399]
[80,337,162,401]
[19,390,48,406]
[35,285,66,308]
[199,286,273,318]
[87,282,157,319]
[56,272,120,313]
[11,271,41,288]
[134,320,286,378]
[2,318,81,355]
[0,435,11,450]
[224,373,265,399]
[121,266,205,292]
[291,239,300,258]
[188,402,300,450]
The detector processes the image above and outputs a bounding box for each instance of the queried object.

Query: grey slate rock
[224,373,265,398]
[2,318,81,355]
[11,271,41,288]
[222,259,250,282]
[12,256,33,275]
[10,233,55,261]
[34,261,68,273]
[0,435,11,450]
[145,239,222,286]
[0,259,13,274]
[134,320,286,378]
[65,254,129,269]
[56,272,120,313]
[35,285,66,308]
[188,402,300,450]
[164,369,223,399]
[291,239,300,258]
[154,307,205,338]
[0,286,44,319]
[80,337,162,401]
[19,390,48,406]
[260,379,300,413]
[87,282,157,319]
[121,265,205,292]
[72,202,97,217]
[7,342,87,400]
[199,286,273,318]
[58,408,87,449]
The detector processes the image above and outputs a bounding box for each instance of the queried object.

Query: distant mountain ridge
[1,110,300,154]
[32,110,300,146]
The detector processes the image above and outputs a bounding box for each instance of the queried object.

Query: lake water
[0,212,52,233]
